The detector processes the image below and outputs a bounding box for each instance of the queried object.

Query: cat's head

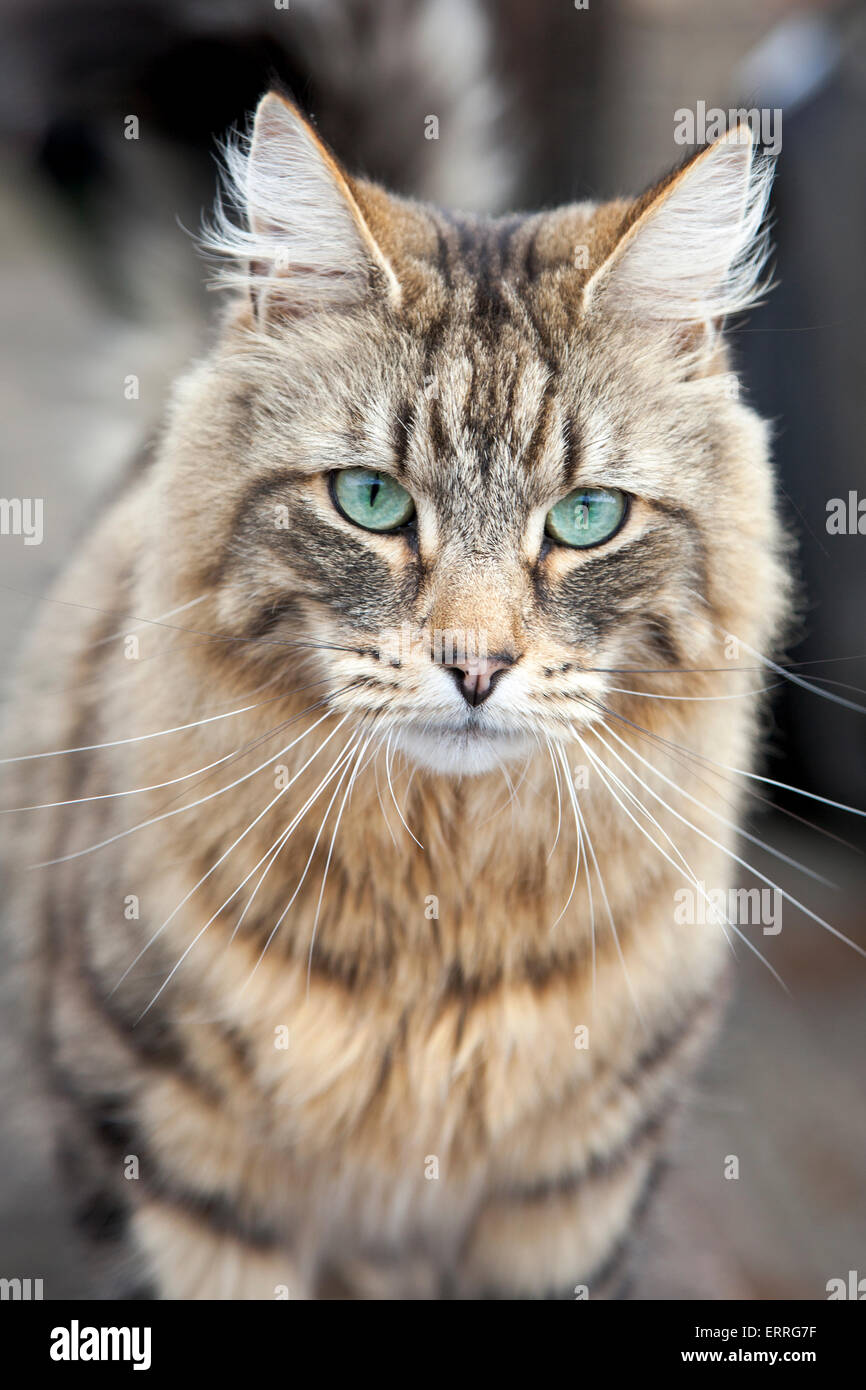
[165,92,786,775]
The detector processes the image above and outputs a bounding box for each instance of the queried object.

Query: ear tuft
[201,92,400,316]
[584,124,775,324]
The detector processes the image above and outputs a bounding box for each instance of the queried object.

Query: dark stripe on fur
[52,1067,284,1251]
[495,1096,673,1206]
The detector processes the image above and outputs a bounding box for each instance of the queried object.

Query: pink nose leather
[447,656,513,707]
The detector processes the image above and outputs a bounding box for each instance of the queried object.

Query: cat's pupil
[368,477,381,508]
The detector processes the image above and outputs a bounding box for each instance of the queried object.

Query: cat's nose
[446,656,515,708]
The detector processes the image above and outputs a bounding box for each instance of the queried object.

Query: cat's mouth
[394,717,533,776]
[423,721,513,739]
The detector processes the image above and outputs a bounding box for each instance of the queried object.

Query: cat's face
[173,94,785,775]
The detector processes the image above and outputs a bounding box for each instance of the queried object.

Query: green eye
[544,487,627,548]
[331,468,415,532]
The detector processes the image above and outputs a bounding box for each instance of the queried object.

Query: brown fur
[3,97,787,1298]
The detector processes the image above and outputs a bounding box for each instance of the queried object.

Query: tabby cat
[4,93,786,1298]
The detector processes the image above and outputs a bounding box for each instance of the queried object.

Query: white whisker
[579,732,741,962]
[589,725,866,963]
[576,736,789,992]
[705,619,866,716]
[549,744,582,931]
[135,723,361,1019]
[373,738,398,850]
[243,728,372,991]
[385,730,423,848]
[306,729,376,991]
[597,723,835,888]
[4,751,239,812]
[568,764,599,998]
[583,692,866,821]
[4,698,277,765]
[557,741,642,1018]
[603,681,783,701]
[34,704,338,866]
[114,712,352,997]
[544,735,563,864]
[228,733,364,945]
[92,592,208,649]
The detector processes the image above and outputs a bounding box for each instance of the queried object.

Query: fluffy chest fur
[13,536,737,1296]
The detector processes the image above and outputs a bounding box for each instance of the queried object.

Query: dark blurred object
[0,0,517,302]
[734,4,866,815]
[493,0,610,206]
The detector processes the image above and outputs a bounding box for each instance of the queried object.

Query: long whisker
[2,692,302,765]
[576,736,793,991]
[498,759,518,813]
[588,726,866,962]
[556,741,642,1018]
[4,750,239,811]
[549,744,582,931]
[579,692,866,825]
[0,641,302,713]
[478,753,527,827]
[306,728,376,992]
[566,760,599,997]
[580,695,777,836]
[243,728,373,990]
[578,655,866,676]
[596,723,836,889]
[373,738,398,850]
[121,713,354,1001]
[0,578,363,658]
[36,703,338,866]
[572,790,596,997]
[582,664,766,675]
[778,653,866,668]
[544,735,563,864]
[139,683,362,823]
[91,592,208,649]
[589,696,864,858]
[802,675,866,698]
[507,750,533,811]
[694,612,866,716]
[601,681,784,701]
[385,730,423,848]
[228,733,365,945]
[134,724,362,1018]
[582,736,787,994]
[401,763,419,820]
[3,664,342,814]
[752,652,866,713]
[580,736,741,966]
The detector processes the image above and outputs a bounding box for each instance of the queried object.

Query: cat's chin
[393,723,535,777]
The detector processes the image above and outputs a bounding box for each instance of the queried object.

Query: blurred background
[0,0,863,1298]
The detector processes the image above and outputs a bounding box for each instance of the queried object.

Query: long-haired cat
[4,92,787,1298]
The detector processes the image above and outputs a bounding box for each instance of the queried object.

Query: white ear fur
[584,125,774,324]
[202,92,400,313]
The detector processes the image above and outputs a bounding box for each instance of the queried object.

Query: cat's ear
[583,124,773,327]
[205,91,401,317]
